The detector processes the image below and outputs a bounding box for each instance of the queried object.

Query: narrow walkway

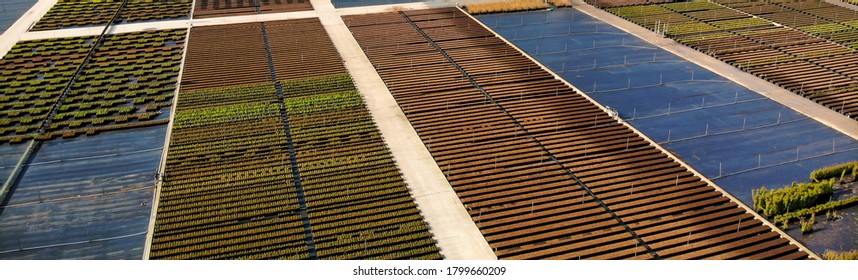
[572,0,858,142]
[310,0,495,260]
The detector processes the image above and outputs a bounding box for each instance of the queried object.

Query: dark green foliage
[810,161,858,182]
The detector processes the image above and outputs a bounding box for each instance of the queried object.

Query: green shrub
[119,106,134,114]
[799,213,815,234]
[774,196,858,224]
[752,179,835,217]
[823,250,858,260]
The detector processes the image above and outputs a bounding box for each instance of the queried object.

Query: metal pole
[796,146,800,162]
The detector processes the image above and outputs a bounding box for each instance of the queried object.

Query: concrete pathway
[572,0,858,142]
[311,0,495,260]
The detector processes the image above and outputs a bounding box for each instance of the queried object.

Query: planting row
[0,36,90,142]
[150,20,439,260]
[0,29,186,143]
[179,23,271,91]
[587,0,675,8]
[271,18,438,260]
[32,0,192,31]
[284,74,440,260]
[150,82,311,260]
[714,0,858,49]
[604,2,774,36]
[595,1,858,119]
[345,7,810,260]
[193,0,312,19]
[266,19,348,81]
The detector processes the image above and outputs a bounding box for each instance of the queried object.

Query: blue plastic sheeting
[0,189,152,259]
[0,0,36,35]
[0,126,167,259]
[333,0,442,8]
[478,8,858,252]
[0,143,30,185]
